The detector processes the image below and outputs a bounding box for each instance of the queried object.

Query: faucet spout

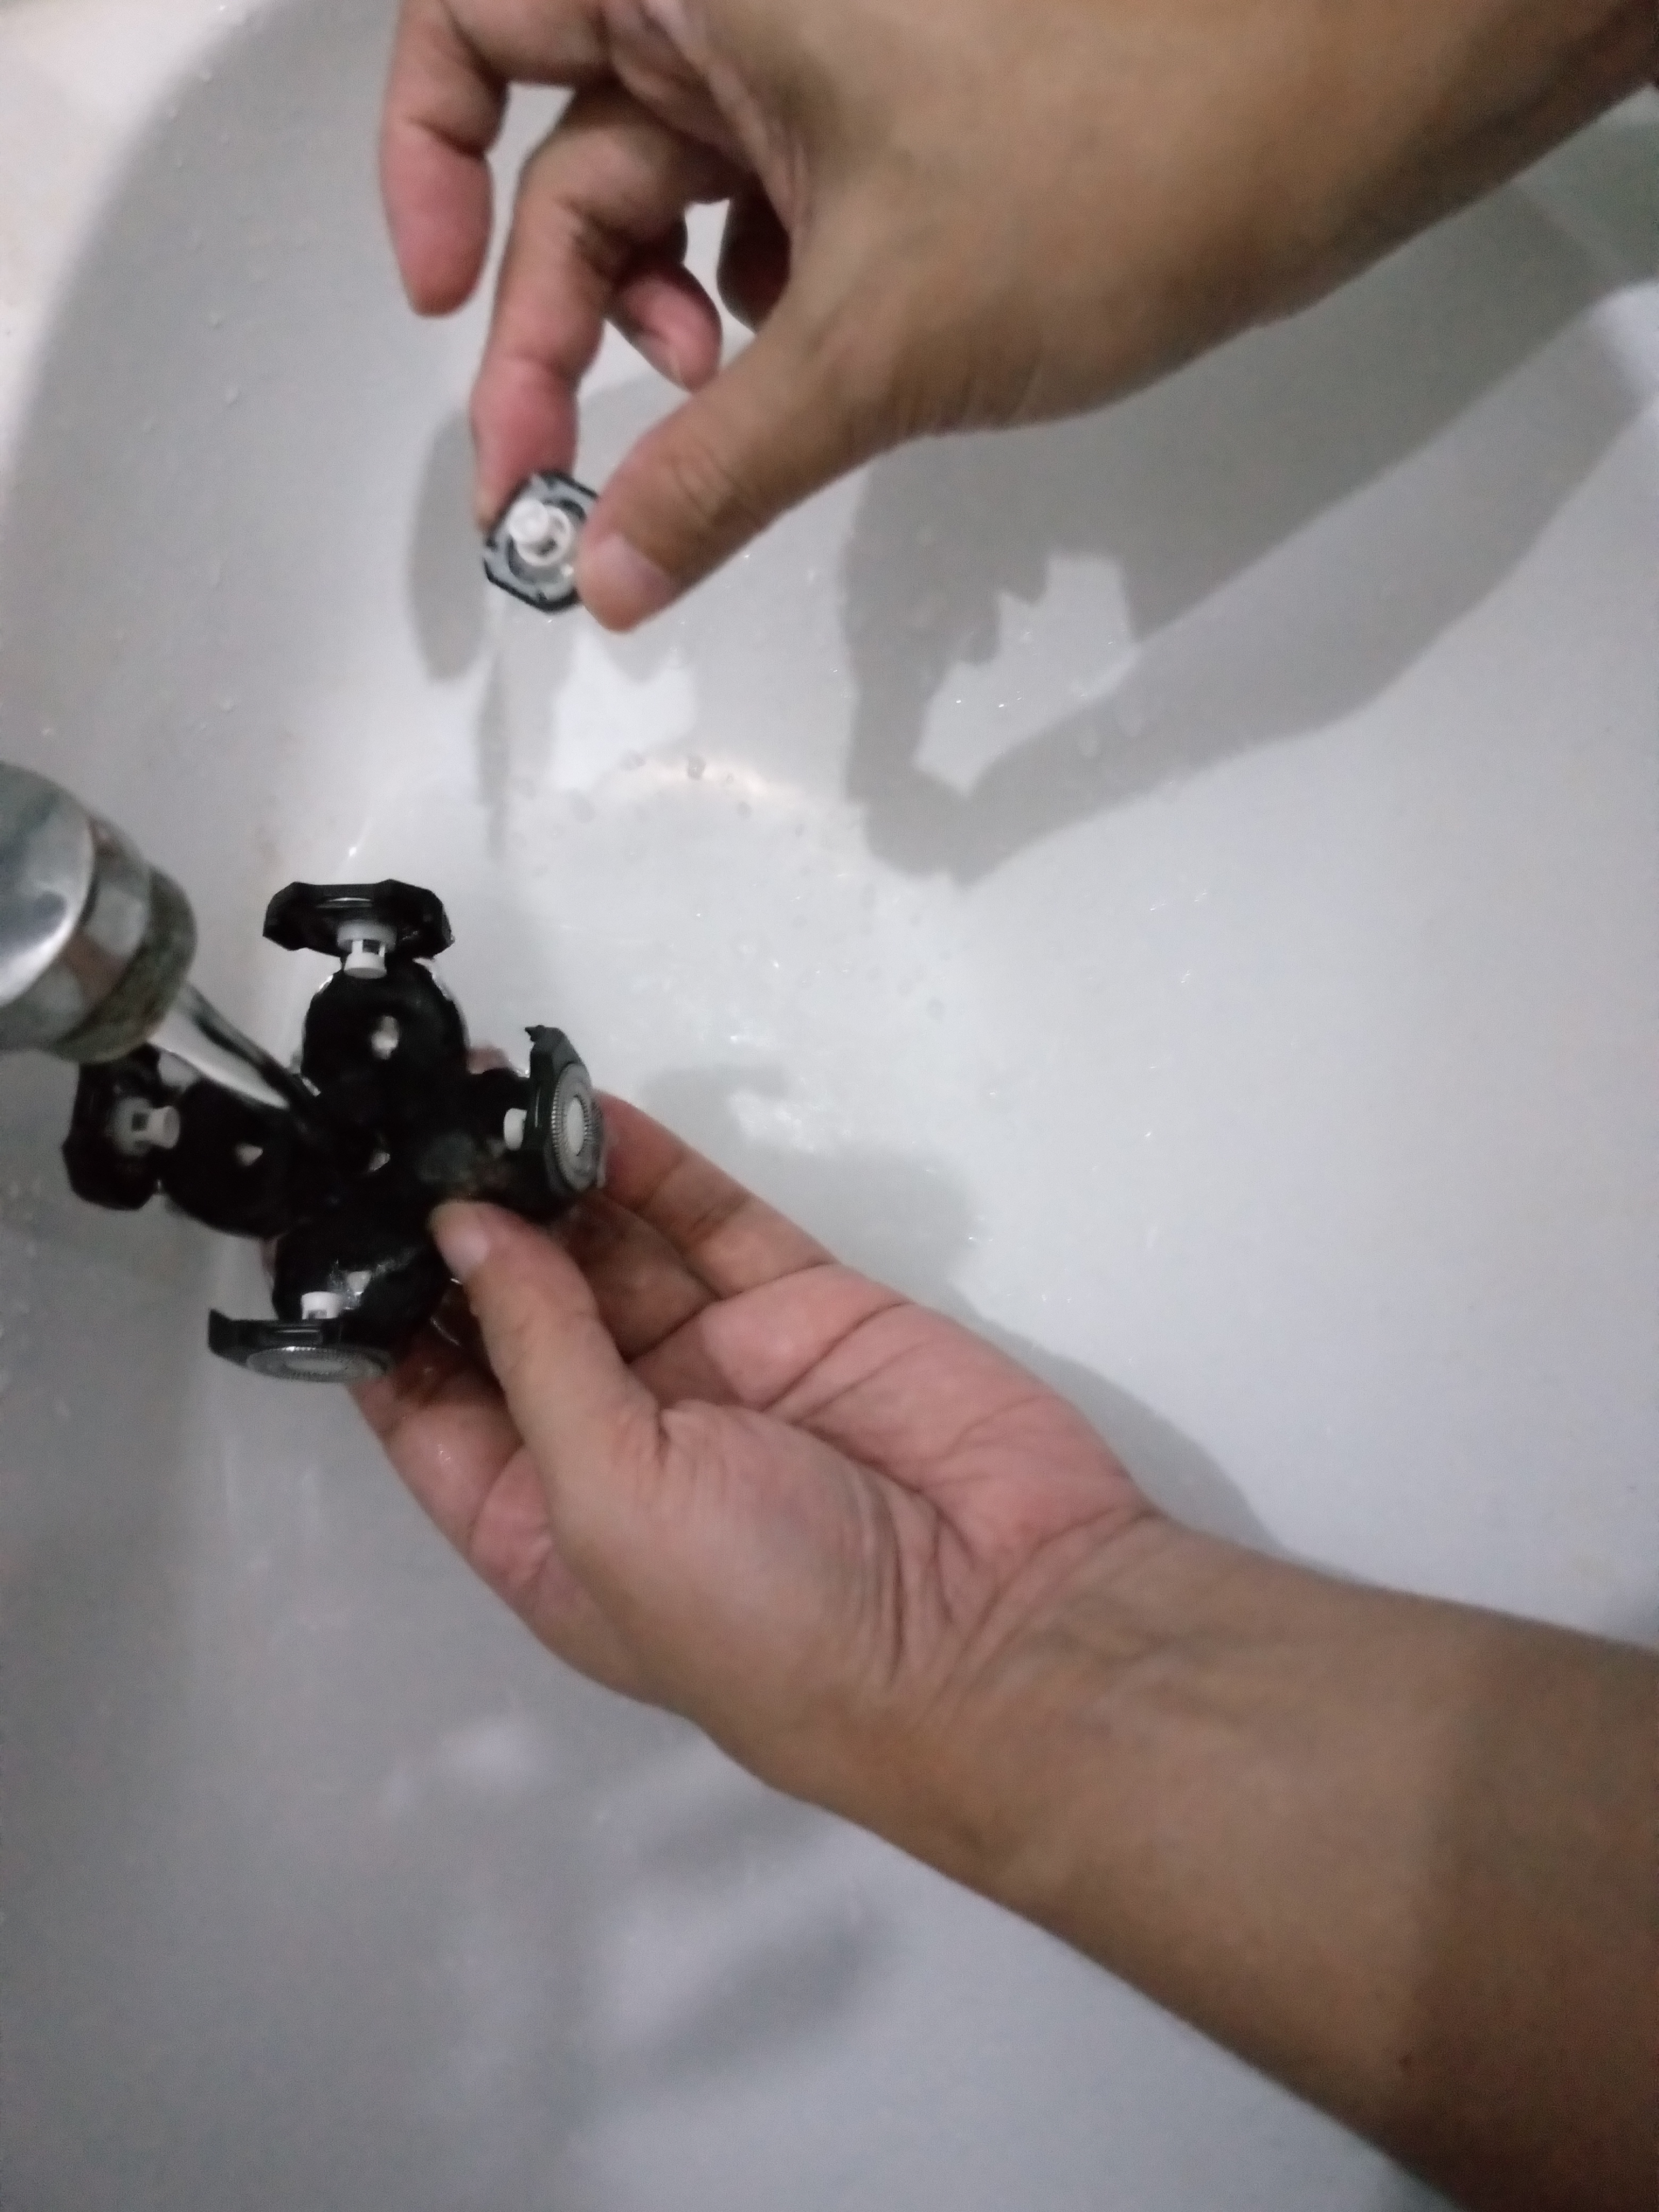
[0,759,198,1064]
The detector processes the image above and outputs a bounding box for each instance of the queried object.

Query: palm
[360,1100,1146,1789]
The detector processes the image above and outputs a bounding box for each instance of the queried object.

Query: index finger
[597,1095,834,1297]
[380,0,612,313]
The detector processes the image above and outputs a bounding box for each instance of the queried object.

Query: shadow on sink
[643,1064,1277,1555]
[842,143,1655,881]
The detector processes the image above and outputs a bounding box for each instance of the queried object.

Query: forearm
[1228,0,1659,316]
[1362,0,1654,229]
[900,1522,1656,2212]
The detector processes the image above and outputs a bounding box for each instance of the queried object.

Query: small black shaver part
[481,471,596,615]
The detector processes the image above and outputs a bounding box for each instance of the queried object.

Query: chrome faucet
[0,760,299,1109]
[0,760,196,1063]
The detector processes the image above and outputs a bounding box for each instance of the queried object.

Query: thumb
[575,300,877,629]
[431,1202,665,1547]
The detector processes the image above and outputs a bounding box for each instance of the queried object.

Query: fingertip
[434,1200,585,1309]
[629,333,691,391]
[568,306,861,620]
[381,122,493,315]
[611,260,725,392]
[432,1199,502,1284]
[575,531,681,630]
[380,0,506,311]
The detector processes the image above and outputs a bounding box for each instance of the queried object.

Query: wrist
[841,1512,1218,1908]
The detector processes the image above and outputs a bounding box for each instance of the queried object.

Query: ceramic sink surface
[0,3,1654,2206]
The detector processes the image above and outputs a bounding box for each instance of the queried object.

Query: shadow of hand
[357,1096,1149,1828]
[841,161,1650,883]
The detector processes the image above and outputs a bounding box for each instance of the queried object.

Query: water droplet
[686,755,706,781]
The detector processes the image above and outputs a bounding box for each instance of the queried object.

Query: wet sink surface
[0,5,1654,2206]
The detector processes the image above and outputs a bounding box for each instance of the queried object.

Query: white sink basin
[0,3,1653,2205]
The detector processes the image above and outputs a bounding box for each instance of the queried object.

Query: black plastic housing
[64,880,603,1382]
[480,470,596,615]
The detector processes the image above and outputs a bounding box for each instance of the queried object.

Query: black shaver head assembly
[63,879,602,1382]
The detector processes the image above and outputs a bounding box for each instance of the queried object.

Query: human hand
[359,1095,1656,2211]
[380,0,1655,627]
[357,1094,1152,1847]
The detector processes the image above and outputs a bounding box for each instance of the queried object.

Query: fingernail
[577,532,679,627]
[471,437,513,535]
[633,331,690,389]
[433,1202,493,1283]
